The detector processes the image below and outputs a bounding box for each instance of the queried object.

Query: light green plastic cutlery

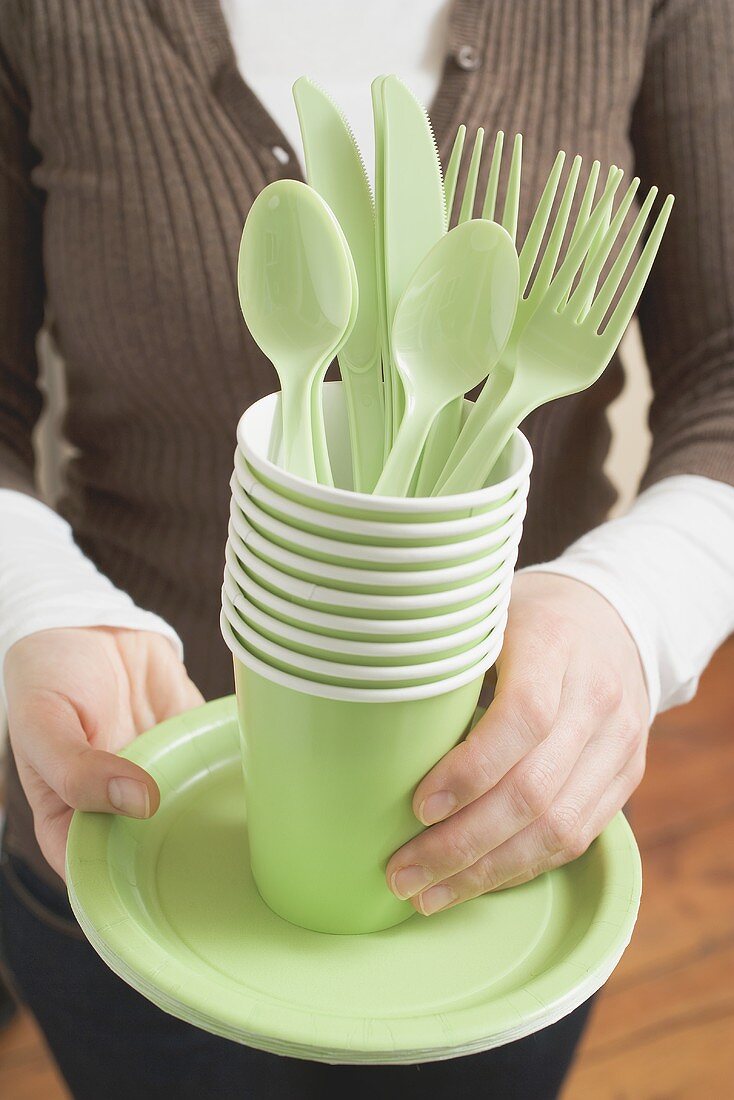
[437,179,674,494]
[309,235,359,486]
[293,78,384,492]
[374,220,519,497]
[238,180,356,482]
[442,123,466,220]
[415,129,523,495]
[435,155,618,492]
[435,150,582,488]
[380,75,447,449]
[371,76,393,460]
[560,160,610,317]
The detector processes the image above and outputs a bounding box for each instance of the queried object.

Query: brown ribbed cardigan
[1,0,733,891]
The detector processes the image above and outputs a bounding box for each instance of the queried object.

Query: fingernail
[390,865,433,900]
[418,884,457,916]
[108,778,150,819]
[418,791,458,825]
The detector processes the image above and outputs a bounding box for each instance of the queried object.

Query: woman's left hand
[387,572,649,915]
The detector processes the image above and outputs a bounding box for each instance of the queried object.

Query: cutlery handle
[310,370,334,487]
[414,396,464,496]
[374,399,437,497]
[437,362,515,487]
[282,379,319,482]
[435,392,524,496]
[391,370,405,451]
[341,354,385,493]
[371,78,393,461]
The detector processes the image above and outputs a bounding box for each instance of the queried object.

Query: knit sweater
[1,0,733,889]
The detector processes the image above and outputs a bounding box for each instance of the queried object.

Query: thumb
[55,743,160,819]
[12,692,160,819]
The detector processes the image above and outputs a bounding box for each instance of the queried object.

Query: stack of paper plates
[66,697,641,1065]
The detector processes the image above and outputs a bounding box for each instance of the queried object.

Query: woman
[1,2,733,1097]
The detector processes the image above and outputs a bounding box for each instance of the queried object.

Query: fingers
[407,732,645,915]
[491,754,646,891]
[153,660,204,720]
[141,634,205,720]
[116,631,205,730]
[387,574,650,916]
[387,671,615,899]
[493,782,640,890]
[4,628,202,882]
[411,613,569,825]
[35,806,74,880]
[11,690,160,819]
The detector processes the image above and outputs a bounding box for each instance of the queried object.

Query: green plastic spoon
[374,220,519,497]
[309,244,359,486]
[294,78,384,493]
[238,180,356,482]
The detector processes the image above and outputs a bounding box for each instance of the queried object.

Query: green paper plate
[66,698,642,1065]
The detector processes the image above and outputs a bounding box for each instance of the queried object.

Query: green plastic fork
[435,154,619,490]
[415,130,523,495]
[435,179,674,495]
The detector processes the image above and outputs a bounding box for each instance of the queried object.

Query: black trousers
[0,850,593,1100]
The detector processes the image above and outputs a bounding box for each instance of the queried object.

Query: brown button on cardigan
[1,0,733,889]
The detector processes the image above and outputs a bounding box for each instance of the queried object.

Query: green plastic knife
[381,76,447,449]
[371,75,393,463]
[293,77,384,493]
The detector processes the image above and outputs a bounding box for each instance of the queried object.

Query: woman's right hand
[4,627,204,879]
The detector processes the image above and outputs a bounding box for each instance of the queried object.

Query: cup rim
[223,567,509,659]
[230,473,527,567]
[234,447,530,542]
[236,384,533,515]
[224,541,514,637]
[222,586,504,683]
[227,522,518,613]
[221,609,506,703]
[228,505,523,590]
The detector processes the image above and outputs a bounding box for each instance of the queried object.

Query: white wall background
[606,322,652,512]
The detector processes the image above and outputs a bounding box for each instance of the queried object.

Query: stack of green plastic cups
[221,383,532,935]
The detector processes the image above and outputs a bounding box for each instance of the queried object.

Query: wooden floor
[0,641,732,1100]
[563,638,734,1099]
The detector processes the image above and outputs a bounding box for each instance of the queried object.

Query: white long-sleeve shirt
[2,0,733,716]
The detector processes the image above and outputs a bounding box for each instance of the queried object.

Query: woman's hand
[4,627,203,879]
[387,573,649,915]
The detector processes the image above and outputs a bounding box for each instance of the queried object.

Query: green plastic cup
[234,447,530,548]
[227,522,519,619]
[222,570,510,668]
[223,613,497,934]
[237,382,532,523]
[230,473,527,572]
[221,586,507,689]
[224,541,514,643]
[229,506,523,596]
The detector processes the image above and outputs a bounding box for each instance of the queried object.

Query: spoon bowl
[238,180,355,480]
[375,220,519,496]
